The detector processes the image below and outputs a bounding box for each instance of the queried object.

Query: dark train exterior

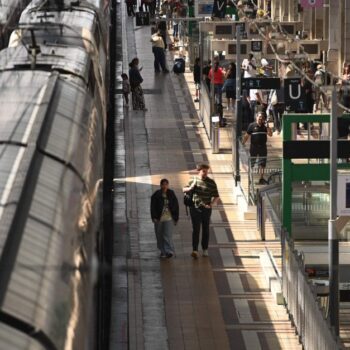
[0,0,110,349]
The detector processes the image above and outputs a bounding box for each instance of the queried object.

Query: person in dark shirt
[129,57,147,111]
[151,179,179,258]
[193,57,201,102]
[242,111,272,184]
[202,60,211,91]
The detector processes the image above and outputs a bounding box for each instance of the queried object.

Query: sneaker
[194,98,199,102]
[202,249,209,257]
[166,252,173,258]
[163,69,170,73]
[191,251,199,259]
[160,253,167,259]
[142,108,148,112]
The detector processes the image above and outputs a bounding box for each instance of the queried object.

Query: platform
[111,2,302,349]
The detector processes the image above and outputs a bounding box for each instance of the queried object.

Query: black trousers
[190,207,212,251]
[126,2,135,16]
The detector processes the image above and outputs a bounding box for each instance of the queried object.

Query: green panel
[282,113,350,237]
[283,113,350,142]
[282,159,292,236]
[291,163,329,181]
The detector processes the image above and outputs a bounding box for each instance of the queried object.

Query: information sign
[241,78,280,90]
[284,78,306,112]
[300,0,324,9]
[136,12,150,26]
[195,0,213,17]
[251,41,262,52]
[337,171,350,216]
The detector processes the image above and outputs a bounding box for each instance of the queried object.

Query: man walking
[242,111,272,185]
[183,164,220,259]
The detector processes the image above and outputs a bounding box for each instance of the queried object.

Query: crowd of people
[198,54,350,134]
[120,0,350,260]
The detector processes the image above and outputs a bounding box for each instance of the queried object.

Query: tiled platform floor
[113,4,302,349]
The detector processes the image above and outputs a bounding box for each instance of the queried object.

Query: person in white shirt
[242,53,257,78]
[248,89,265,123]
[150,31,169,73]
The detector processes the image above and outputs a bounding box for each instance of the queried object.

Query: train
[0,0,111,349]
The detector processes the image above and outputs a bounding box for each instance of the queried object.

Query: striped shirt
[189,176,219,208]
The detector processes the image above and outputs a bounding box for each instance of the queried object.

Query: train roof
[0,45,91,84]
[10,5,105,54]
[23,0,109,14]
[0,322,46,350]
[0,69,100,348]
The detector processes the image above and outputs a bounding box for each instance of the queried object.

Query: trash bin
[211,115,220,154]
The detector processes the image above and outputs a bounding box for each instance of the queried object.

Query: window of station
[227,43,247,55]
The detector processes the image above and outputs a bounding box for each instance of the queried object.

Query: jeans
[190,207,212,251]
[154,220,175,255]
[152,47,167,72]
[272,104,284,132]
[249,100,257,121]
[214,84,223,104]
[173,23,179,37]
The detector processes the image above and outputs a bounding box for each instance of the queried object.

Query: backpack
[173,58,185,74]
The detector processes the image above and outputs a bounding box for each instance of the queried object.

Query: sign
[135,12,149,26]
[251,41,262,52]
[337,171,350,216]
[284,78,306,112]
[241,78,280,90]
[235,22,246,35]
[300,0,324,9]
[195,0,213,17]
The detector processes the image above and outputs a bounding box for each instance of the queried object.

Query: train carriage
[0,0,111,348]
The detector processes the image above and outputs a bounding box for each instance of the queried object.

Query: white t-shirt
[242,58,256,78]
[249,89,263,102]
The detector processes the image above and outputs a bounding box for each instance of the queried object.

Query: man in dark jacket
[151,179,179,258]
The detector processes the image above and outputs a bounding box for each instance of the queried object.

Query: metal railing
[256,183,281,241]
[199,82,212,139]
[256,188,345,349]
[238,139,282,204]
[282,230,344,350]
